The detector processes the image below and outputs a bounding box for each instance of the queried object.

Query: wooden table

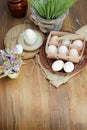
[0,0,87,130]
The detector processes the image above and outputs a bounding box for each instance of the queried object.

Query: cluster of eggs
[52,60,74,73]
[47,36,83,58]
[47,35,84,73]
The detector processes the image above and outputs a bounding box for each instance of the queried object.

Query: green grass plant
[29,0,77,19]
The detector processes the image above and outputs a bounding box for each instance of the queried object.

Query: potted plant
[29,0,77,33]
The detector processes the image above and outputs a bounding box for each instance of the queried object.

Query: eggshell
[72,40,83,51]
[24,29,37,45]
[69,48,79,57]
[52,60,64,71]
[47,45,57,54]
[64,62,74,73]
[62,39,71,46]
[58,45,68,55]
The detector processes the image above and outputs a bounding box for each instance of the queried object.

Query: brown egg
[49,36,59,46]
[69,48,79,58]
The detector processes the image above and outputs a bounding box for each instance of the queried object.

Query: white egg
[72,40,83,51]
[58,45,68,55]
[62,39,71,46]
[64,62,74,73]
[52,60,64,71]
[47,45,57,54]
[14,44,23,54]
[69,48,79,57]
[24,29,37,45]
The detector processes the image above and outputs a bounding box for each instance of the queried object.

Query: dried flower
[13,65,20,72]
[8,56,15,63]
[0,45,23,77]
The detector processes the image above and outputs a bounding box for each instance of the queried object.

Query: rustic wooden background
[0,0,87,130]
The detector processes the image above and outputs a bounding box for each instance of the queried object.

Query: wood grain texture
[0,0,87,130]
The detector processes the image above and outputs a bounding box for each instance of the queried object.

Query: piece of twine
[25,59,36,78]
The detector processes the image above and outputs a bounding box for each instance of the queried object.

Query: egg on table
[72,40,83,51]
[58,45,68,56]
[47,45,58,54]
[63,61,74,73]
[52,60,64,71]
[24,29,37,45]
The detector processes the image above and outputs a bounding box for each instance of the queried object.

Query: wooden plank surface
[0,0,87,130]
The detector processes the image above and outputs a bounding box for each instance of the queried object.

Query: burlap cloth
[36,25,87,88]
